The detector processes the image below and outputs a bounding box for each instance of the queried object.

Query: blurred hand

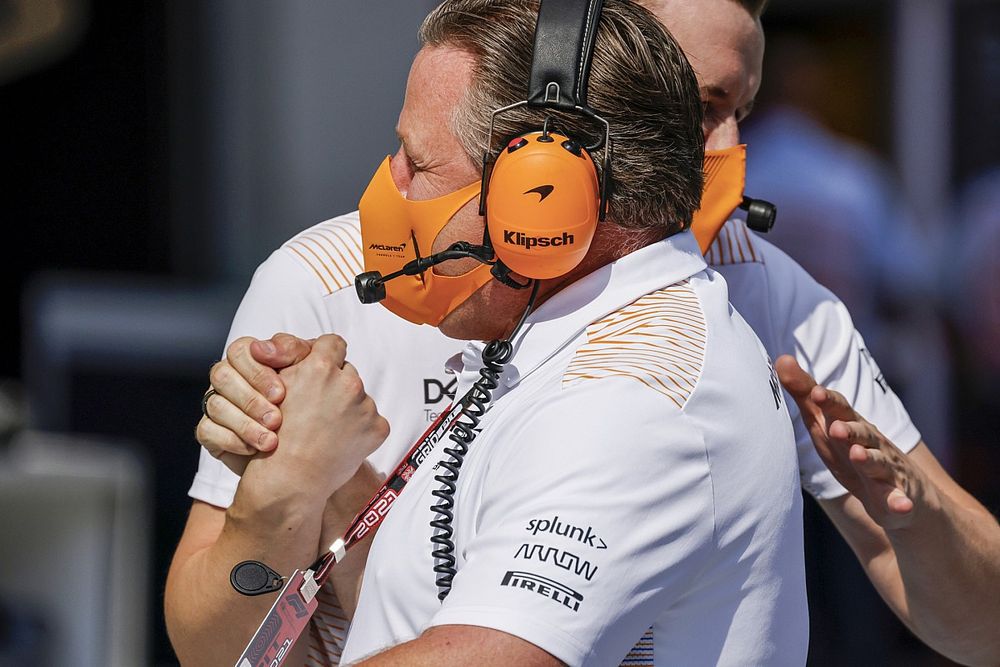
[196,333,311,475]
[776,355,932,531]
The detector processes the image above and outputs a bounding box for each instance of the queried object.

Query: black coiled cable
[429,281,540,600]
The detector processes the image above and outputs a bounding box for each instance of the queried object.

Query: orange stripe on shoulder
[563,283,707,408]
[282,217,365,295]
[705,219,764,267]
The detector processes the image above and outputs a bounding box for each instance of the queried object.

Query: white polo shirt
[189,211,920,508]
[340,232,807,666]
[188,211,920,663]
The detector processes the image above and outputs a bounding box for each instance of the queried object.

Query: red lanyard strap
[311,399,465,583]
[232,286,534,665]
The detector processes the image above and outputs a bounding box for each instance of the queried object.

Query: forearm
[318,462,384,619]
[827,487,1000,666]
[780,355,1000,663]
[885,492,1000,665]
[353,625,563,667]
[165,487,325,666]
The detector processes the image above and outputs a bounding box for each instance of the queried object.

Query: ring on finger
[201,388,218,420]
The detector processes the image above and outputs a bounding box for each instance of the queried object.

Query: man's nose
[705,116,741,151]
[389,150,412,195]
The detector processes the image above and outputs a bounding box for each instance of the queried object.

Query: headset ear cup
[486,131,600,280]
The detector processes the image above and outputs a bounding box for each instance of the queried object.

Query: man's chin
[436,302,497,341]
[436,282,519,342]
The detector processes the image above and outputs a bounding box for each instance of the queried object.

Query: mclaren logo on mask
[368,242,408,254]
[503,230,574,250]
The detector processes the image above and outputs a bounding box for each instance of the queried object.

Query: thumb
[775,354,829,438]
[251,333,315,369]
[775,354,815,400]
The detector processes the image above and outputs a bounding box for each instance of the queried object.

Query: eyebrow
[396,130,420,156]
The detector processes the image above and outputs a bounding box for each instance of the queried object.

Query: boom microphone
[355,241,494,304]
[740,196,777,233]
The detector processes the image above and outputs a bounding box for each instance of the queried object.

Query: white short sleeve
[429,382,715,666]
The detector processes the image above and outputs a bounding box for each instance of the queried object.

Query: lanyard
[233,395,467,667]
[312,398,466,581]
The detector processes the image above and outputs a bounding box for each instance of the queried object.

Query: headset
[354,0,610,304]
[478,0,610,285]
[230,0,776,639]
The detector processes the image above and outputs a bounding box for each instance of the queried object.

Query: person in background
[739,30,959,663]
[950,166,1000,517]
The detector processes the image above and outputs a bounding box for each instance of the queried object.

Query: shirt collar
[483,229,706,388]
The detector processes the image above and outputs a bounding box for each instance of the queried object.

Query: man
[167,1,809,664]
[176,0,1000,664]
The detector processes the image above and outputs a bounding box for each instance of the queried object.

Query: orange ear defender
[473,0,612,286]
[485,129,601,280]
[355,0,616,321]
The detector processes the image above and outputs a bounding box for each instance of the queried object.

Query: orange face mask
[690,144,747,253]
[357,157,492,326]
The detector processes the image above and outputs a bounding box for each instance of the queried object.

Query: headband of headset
[527,0,605,109]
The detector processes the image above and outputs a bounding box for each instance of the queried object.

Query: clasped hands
[199,333,389,505]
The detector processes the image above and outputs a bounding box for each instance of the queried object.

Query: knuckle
[324,333,346,348]
[227,336,254,359]
[209,362,232,388]
[273,332,299,353]
[310,353,337,375]
[195,418,211,446]
[248,366,273,391]
[242,393,265,418]
[374,415,391,442]
[317,334,347,359]
[340,372,364,398]
[341,363,362,385]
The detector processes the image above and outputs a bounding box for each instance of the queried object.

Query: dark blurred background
[0,0,997,665]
